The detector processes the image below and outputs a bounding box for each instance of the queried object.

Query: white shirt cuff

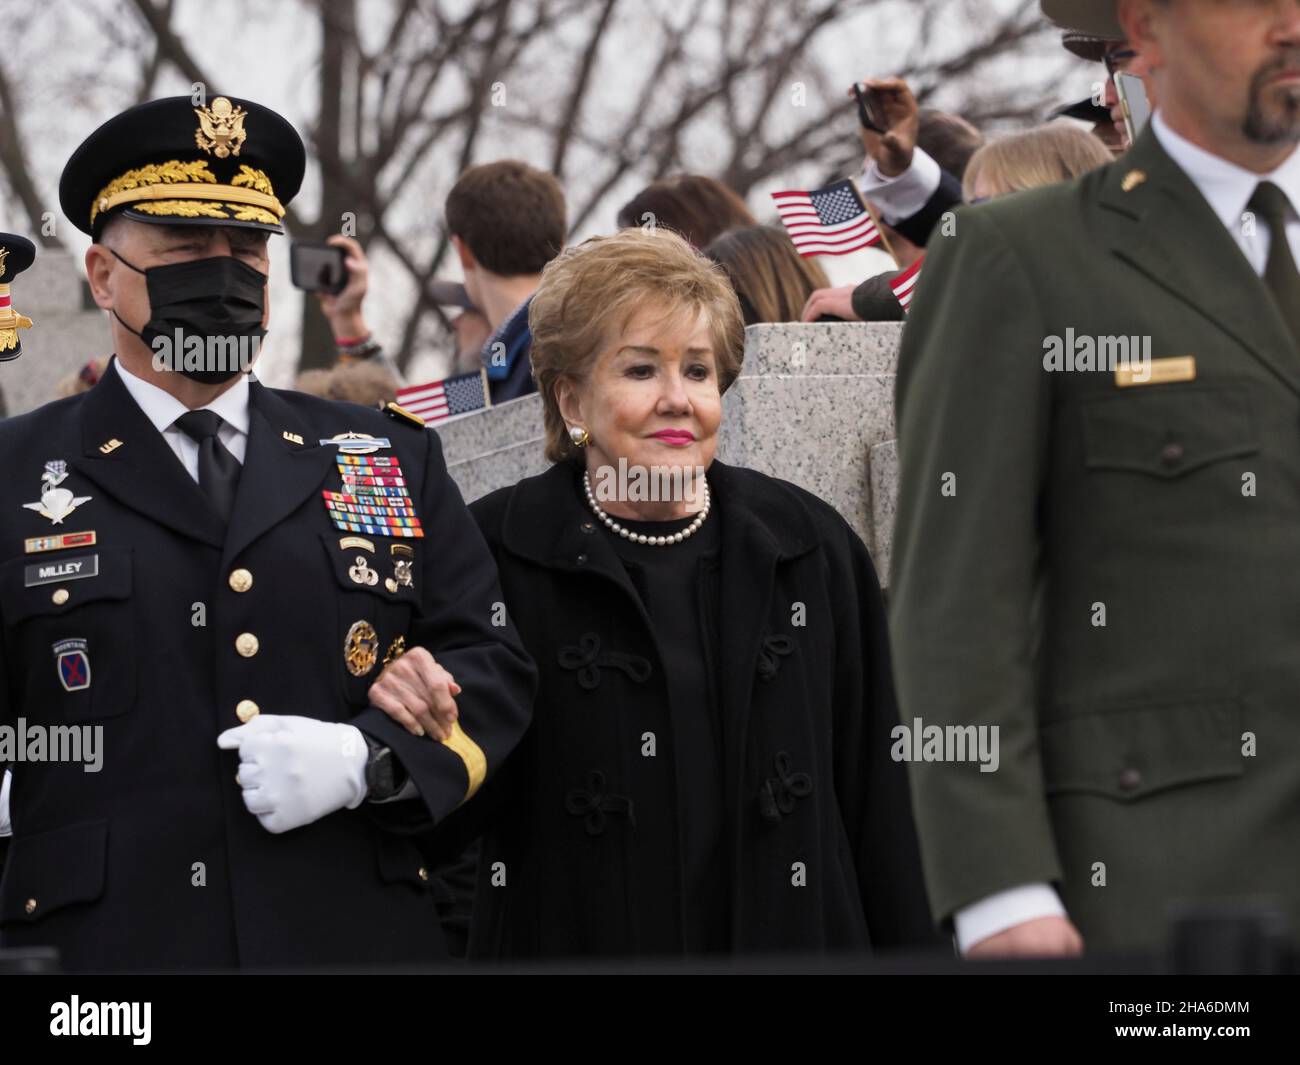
[857,146,943,225]
[953,882,1066,955]
[0,769,12,838]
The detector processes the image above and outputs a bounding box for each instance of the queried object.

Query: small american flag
[889,256,924,313]
[396,369,490,423]
[771,179,882,257]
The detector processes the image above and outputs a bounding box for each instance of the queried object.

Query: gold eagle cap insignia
[0,247,8,276]
[194,97,248,159]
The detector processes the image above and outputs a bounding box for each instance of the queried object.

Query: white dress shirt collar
[1152,109,1300,232]
[114,357,251,437]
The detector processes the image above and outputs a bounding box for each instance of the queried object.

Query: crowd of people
[1,0,1297,973]
[39,22,1149,414]
[254,21,1149,405]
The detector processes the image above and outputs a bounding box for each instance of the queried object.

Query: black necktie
[174,409,241,523]
[1247,181,1300,349]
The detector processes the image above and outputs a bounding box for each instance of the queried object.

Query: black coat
[0,359,536,970]
[438,460,936,958]
[893,166,963,247]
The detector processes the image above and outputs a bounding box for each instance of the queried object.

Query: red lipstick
[650,429,695,445]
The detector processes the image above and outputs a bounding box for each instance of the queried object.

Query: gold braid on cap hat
[90,160,283,227]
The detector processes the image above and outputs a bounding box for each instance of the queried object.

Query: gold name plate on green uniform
[1114,356,1196,388]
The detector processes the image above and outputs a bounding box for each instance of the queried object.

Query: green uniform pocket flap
[1081,385,1258,478]
[1041,697,1243,801]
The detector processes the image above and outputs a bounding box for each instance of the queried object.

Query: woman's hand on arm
[367,646,462,741]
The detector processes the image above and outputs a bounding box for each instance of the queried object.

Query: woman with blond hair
[962,122,1114,202]
[368,227,935,959]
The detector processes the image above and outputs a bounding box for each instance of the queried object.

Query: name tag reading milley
[24,552,99,587]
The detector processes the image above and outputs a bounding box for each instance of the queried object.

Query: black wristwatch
[362,735,406,800]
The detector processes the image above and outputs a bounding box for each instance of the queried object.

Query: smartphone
[852,83,887,134]
[1114,72,1151,143]
[428,279,474,310]
[290,240,348,294]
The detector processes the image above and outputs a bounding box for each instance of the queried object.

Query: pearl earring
[568,425,590,448]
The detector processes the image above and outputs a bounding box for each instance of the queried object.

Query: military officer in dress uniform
[891,0,1300,957]
[0,95,536,970]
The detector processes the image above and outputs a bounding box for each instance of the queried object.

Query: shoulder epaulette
[382,401,425,429]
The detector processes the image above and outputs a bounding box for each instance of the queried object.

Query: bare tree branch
[0,64,64,247]
[549,0,619,180]
[1,0,1078,379]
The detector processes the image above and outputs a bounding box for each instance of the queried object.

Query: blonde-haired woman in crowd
[368,227,936,959]
[963,122,1114,201]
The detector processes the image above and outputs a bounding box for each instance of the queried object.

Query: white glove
[0,769,11,838]
[217,715,368,834]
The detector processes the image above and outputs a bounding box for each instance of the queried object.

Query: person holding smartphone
[309,235,381,360]
[854,79,982,243]
[798,79,982,322]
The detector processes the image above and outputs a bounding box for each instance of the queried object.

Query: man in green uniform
[891,0,1300,956]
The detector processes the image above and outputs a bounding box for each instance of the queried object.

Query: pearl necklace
[582,471,711,546]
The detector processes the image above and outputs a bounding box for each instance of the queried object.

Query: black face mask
[111,249,268,384]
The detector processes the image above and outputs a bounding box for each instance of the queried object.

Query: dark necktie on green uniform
[175,409,241,523]
[1248,181,1300,349]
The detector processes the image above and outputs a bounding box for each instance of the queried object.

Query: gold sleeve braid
[441,721,487,802]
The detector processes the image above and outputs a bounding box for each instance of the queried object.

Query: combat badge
[319,431,391,455]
